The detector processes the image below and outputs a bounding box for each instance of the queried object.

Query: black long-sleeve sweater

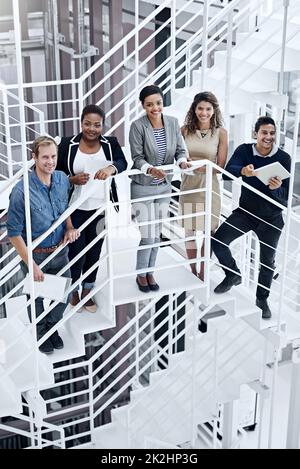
[224,143,291,223]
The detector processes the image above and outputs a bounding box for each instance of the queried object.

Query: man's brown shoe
[70,291,81,311]
[81,288,97,313]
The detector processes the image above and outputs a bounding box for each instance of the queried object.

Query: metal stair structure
[165,0,300,149]
[92,313,266,449]
[1,0,300,449]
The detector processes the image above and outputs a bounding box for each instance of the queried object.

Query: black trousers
[68,209,105,289]
[211,208,283,300]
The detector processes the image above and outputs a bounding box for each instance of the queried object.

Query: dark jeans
[211,208,283,300]
[21,246,71,340]
[68,209,105,290]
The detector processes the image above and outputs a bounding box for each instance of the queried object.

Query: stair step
[0,319,54,391]
[11,351,53,391]
[4,295,29,325]
[130,386,146,403]
[229,33,300,71]
[212,52,278,89]
[237,23,300,51]
[23,389,47,418]
[111,404,128,427]
[248,379,270,398]
[69,303,114,336]
[48,325,84,364]
[92,422,130,449]
[196,275,261,320]
[243,302,286,334]
[0,368,23,417]
[173,81,255,116]
[97,248,206,306]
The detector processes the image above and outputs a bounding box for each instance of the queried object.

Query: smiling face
[142,93,164,121]
[255,123,276,155]
[33,142,57,179]
[195,100,214,128]
[81,113,103,142]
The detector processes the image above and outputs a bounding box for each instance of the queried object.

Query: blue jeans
[212,208,283,300]
[68,209,105,290]
[21,246,71,340]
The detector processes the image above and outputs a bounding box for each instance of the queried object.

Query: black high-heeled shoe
[146,274,160,291]
[136,276,150,293]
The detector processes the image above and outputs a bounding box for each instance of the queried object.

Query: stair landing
[97,247,205,306]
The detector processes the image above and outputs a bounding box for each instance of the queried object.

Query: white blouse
[70,147,109,211]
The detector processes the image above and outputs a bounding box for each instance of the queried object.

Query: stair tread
[0,370,23,417]
[97,248,206,305]
[92,422,129,449]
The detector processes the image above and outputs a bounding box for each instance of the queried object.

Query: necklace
[199,129,209,138]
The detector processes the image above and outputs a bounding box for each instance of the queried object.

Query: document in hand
[23,274,72,303]
[255,161,290,185]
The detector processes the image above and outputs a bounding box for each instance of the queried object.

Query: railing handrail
[0,84,45,119]
[1,165,296,442]
[25,157,288,368]
[0,157,290,278]
[1,155,296,364]
[0,0,264,128]
[1,0,243,93]
[1,156,294,295]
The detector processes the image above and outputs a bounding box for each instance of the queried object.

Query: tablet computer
[255,161,290,185]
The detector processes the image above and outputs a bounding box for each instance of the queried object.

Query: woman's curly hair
[183,91,223,135]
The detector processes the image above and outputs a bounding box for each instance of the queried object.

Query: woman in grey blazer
[129,85,190,292]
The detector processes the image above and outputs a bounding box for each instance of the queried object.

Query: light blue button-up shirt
[7,169,70,247]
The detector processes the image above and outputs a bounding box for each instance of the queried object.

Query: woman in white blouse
[57,104,127,312]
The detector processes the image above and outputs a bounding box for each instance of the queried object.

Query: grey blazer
[129,114,187,186]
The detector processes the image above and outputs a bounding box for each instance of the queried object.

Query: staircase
[92,314,265,449]
[165,0,300,150]
[1,0,300,449]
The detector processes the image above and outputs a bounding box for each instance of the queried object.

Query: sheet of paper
[23,274,72,303]
[83,175,105,200]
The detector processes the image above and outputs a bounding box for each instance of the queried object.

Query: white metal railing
[1,158,296,298]
[1,0,276,148]
[1,0,300,449]
[2,155,299,448]
[0,410,65,449]
[1,149,300,441]
[124,315,264,448]
[0,85,45,180]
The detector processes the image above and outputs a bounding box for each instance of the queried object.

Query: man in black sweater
[212,116,291,319]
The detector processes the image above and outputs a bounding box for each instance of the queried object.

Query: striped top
[151,127,167,184]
